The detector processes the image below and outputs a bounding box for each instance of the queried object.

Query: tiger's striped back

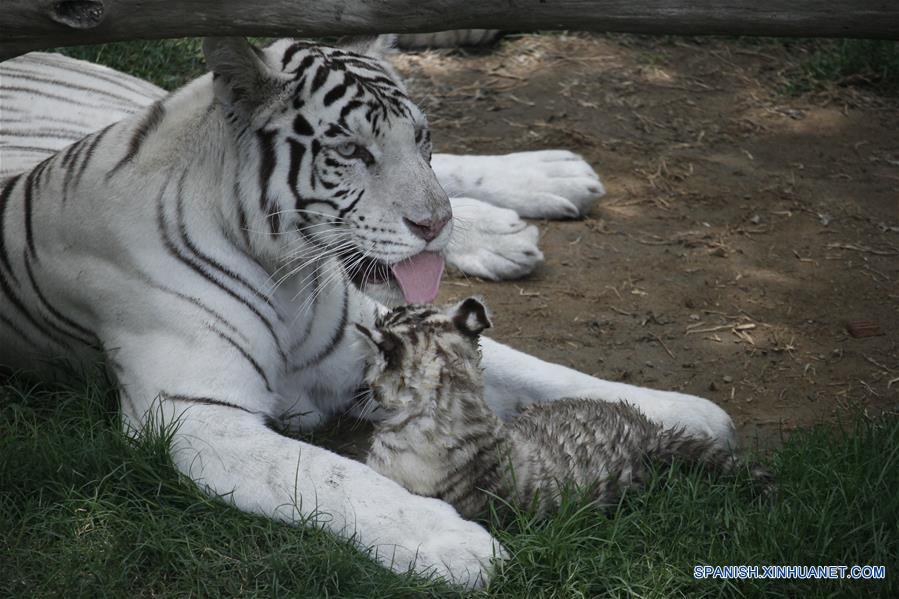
[395,30,502,50]
[0,53,165,177]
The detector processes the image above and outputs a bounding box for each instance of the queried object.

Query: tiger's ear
[449,297,492,338]
[354,323,398,356]
[203,37,280,115]
[338,34,397,58]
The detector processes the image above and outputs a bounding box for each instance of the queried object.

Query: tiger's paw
[432,150,605,219]
[446,197,543,280]
[377,495,506,589]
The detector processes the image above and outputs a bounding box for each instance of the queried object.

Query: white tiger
[396,30,502,49]
[0,37,735,587]
[0,47,604,286]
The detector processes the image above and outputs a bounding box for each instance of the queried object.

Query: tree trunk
[2,0,897,60]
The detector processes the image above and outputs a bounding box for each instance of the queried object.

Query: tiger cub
[356,298,772,519]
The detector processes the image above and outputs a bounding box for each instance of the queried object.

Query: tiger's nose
[403,215,450,242]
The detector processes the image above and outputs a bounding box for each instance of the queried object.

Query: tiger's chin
[363,281,407,308]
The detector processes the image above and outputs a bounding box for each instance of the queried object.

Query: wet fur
[361,300,772,519]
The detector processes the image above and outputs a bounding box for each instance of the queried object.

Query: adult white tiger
[0,37,735,587]
[0,44,604,286]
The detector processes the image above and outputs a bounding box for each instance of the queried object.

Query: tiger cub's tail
[647,428,775,495]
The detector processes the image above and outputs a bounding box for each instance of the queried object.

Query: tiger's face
[205,37,451,304]
[355,298,492,415]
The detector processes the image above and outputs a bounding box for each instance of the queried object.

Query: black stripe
[0,267,70,350]
[23,158,52,259]
[0,174,22,282]
[209,327,273,393]
[309,139,321,189]
[256,128,278,214]
[286,138,307,209]
[323,123,349,138]
[436,436,504,498]
[0,312,40,350]
[337,190,364,218]
[323,81,349,107]
[3,67,142,106]
[18,54,164,98]
[281,42,304,70]
[289,278,348,372]
[130,264,250,345]
[0,86,131,112]
[3,114,97,130]
[62,137,91,199]
[267,205,280,237]
[310,65,330,93]
[296,262,321,342]
[338,100,365,124]
[156,184,287,363]
[164,393,259,415]
[333,57,390,75]
[173,172,279,315]
[0,144,57,154]
[72,124,114,187]
[0,128,87,141]
[235,181,253,250]
[290,55,317,78]
[108,100,165,177]
[22,252,97,346]
[292,114,314,136]
[59,138,85,170]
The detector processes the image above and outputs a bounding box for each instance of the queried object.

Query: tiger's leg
[432,151,605,219]
[110,334,501,588]
[477,337,736,449]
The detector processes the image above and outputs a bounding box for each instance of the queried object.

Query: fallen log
[2,0,897,60]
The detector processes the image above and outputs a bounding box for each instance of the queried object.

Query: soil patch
[391,34,899,450]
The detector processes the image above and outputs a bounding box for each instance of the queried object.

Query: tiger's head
[355,297,492,415]
[204,37,451,305]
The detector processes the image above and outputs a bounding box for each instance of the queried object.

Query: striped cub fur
[360,298,773,519]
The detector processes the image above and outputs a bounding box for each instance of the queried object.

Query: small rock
[723,375,733,383]
[846,320,883,338]
[708,381,719,392]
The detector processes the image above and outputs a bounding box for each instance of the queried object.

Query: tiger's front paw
[446,197,543,280]
[432,150,605,219]
[375,494,506,588]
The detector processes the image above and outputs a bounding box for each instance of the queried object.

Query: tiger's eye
[336,142,358,158]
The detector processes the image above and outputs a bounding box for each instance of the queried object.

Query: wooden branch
[2,0,897,60]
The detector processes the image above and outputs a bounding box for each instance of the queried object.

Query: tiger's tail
[647,428,775,495]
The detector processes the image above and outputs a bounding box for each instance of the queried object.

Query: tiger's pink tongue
[390,252,445,304]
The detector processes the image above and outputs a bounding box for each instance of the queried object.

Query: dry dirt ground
[385,34,898,451]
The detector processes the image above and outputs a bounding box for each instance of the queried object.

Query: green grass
[56,39,206,91]
[53,36,899,95]
[789,39,899,94]
[13,34,898,596]
[2,374,896,598]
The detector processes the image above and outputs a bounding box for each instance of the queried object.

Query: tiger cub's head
[204,37,451,304]
[355,297,492,414]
